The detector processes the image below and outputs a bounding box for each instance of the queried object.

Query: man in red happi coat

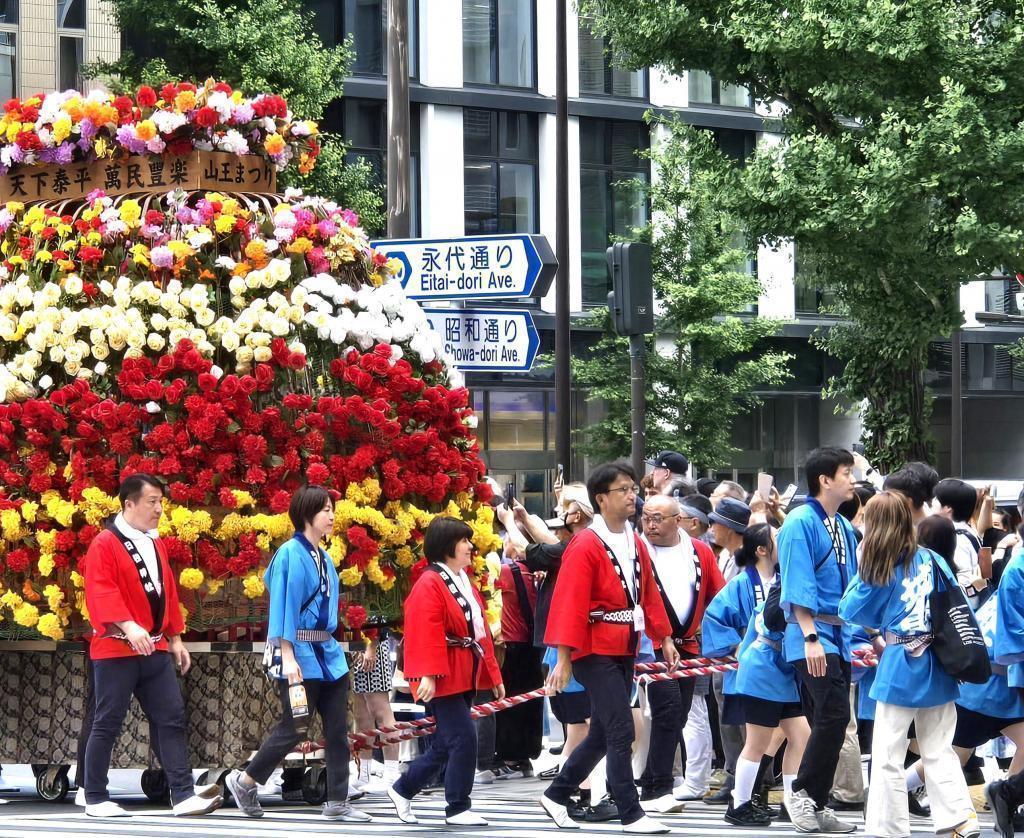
[541,462,679,835]
[82,473,221,819]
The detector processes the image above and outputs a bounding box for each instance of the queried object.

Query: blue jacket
[264,533,348,682]
[702,566,773,695]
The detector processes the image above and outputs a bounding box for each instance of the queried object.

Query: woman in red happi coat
[387,516,504,827]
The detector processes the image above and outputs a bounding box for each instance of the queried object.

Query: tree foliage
[86,0,384,231]
[580,0,1024,470]
[571,121,791,470]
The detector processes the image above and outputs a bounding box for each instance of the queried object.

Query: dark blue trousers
[394,691,476,817]
[546,654,644,824]
[84,652,193,805]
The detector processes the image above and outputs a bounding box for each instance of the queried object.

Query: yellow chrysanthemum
[13,601,39,627]
[243,573,266,599]
[37,612,63,640]
[339,566,363,587]
[179,568,204,590]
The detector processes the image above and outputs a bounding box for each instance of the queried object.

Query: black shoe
[538,766,559,780]
[777,802,791,823]
[986,780,1015,838]
[827,795,864,812]
[751,788,779,819]
[908,788,931,818]
[566,801,587,821]
[725,800,771,827]
[704,779,734,806]
[549,743,564,756]
[1013,806,1024,832]
[584,798,619,822]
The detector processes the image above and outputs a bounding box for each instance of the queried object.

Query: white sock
[906,766,923,792]
[732,757,760,807]
[783,774,796,797]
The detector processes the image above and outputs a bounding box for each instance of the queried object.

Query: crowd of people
[69,450,1024,837]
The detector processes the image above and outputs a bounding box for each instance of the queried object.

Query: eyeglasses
[605,485,640,497]
[641,514,679,525]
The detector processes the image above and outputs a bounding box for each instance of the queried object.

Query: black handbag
[929,556,991,684]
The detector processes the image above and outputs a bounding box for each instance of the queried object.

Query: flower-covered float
[0,80,502,795]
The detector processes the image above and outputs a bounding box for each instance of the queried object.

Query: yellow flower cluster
[179,568,205,590]
[242,573,265,599]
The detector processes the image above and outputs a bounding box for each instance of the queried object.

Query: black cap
[696,478,719,498]
[649,450,689,475]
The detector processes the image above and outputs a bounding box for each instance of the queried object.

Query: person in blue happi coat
[839,491,977,838]
[776,447,859,834]
[226,484,370,823]
[988,541,1024,838]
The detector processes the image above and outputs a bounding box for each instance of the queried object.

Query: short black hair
[917,515,957,569]
[904,461,940,499]
[804,447,855,497]
[696,478,718,498]
[586,461,638,512]
[734,522,773,568]
[664,478,697,499]
[836,494,861,522]
[681,493,713,516]
[423,515,474,564]
[288,484,333,531]
[934,478,977,523]
[119,473,165,506]
[883,469,929,509]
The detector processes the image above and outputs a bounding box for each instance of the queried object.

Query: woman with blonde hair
[839,491,978,838]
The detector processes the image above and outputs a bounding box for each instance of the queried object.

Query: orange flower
[244,240,269,268]
[174,90,197,112]
[135,120,157,141]
[22,580,40,602]
[264,134,285,155]
[286,237,313,254]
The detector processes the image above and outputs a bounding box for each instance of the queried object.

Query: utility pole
[554,0,572,478]
[951,327,962,475]
[386,0,411,238]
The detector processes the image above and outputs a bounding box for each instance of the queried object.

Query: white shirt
[952,524,981,605]
[114,512,162,596]
[642,532,696,627]
[591,514,637,597]
[449,566,486,640]
[718,548,738,582]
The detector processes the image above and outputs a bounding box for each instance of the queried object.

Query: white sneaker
[540,794,581,829]
[641,793,685,814]
[85,801,130,817]
[787,788,821,833]
[474,769,496,785]
[446,810,489,826]
[672,785,707,801]
[194,782,221,800]
[172,793,223,816]
[74,787,86,807]
[623,815,671,834]
[387,785,418,824]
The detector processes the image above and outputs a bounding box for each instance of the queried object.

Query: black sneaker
[567,801,587,821]
[826,795,864,812]
[751,788,780,818]
[725,800,771,827]
[985,780,1015,838]
[704,779,734,806]
[907,788,931,818]
[584,798,619,822]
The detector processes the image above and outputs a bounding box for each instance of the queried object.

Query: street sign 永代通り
[370,234,557,301]
[423,308,539,372]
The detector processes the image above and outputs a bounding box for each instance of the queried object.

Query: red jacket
[544,527,672,660]
[84,528,185,660]
[403,568,503,698]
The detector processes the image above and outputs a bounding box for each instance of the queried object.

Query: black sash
[106,523,164,635]
[594,528,642,653]
[646,538,703,641]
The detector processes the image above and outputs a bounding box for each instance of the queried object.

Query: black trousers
[84,653,193,805]
[794,654,851,808]
[640,651,696,798]
[395,692,476,817]
[474,688,497,771]
[546,654,643,825]
[247,676,350,803]
[495,642,544,762]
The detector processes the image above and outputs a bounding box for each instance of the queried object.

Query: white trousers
[678,693,713,796]
[867,700,974,838]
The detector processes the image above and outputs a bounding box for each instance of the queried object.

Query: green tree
[571,120,791,470]
[86,0,384,232]
[580,0,1024,470]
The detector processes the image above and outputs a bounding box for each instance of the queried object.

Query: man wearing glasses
[542,462,678,835]
[637,494,725,814]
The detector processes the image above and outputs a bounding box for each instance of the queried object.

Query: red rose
[195,106,219,128]
[197,373,217,392]
[136,85,157,107]
[160,83,178,103]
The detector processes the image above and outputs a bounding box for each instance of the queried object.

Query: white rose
[147,333,166,352]
[108,334,126,351]
[196,309,215,327]
[221,332,240,352]
[15,287,32,307]
[253,346,272,363]
[124,347,144,359]
[270,317,290,337]
[112,289,131,309]
[150,313,168,332]
[48,346,64,363]
[91,343,109,361]
[38,374,53,390]
[229,276,247,296]
[210,365,224,380]
[98,280,114,296]
[231,295,247,309]
[236,346,255,365]
[94,361,108,376]
[245,273,261,290]
[63,275,83,296]
[64,359,81,376]
[145,401,161,414]
[291,287,308,307]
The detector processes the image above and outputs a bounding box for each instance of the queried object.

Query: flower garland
[0,79,319,174]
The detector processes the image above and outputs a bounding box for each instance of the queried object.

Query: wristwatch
[803,633,819,644]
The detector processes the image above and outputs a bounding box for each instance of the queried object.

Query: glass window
[688,70,752,108]
[56,0,84,28]
[0,33,14,101]
[464,109,538,234]
[340,0,418,77]
[463,0,533,88]
[578,16,645,98]
[793,243,838,314]
[579,118,650,305]
[341,98,421,235]
[58,36,83,92]
[306,0,344,48]
[487,391,545,449]
[0,0,17,25]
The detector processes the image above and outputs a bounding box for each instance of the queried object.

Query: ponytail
[733,523,772,568]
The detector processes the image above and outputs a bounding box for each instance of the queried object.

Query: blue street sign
[423,308,540,372]
[370,234,557,301]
